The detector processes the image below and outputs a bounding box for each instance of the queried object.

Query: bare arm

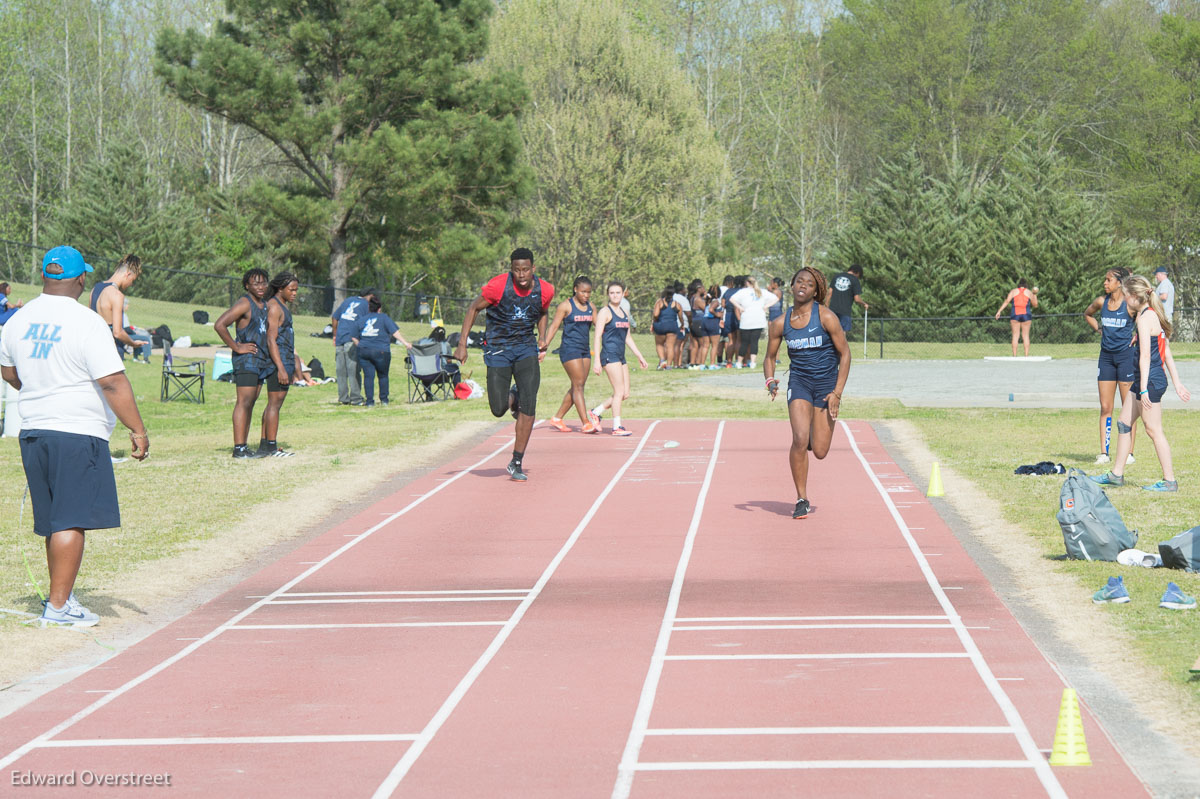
[101,288,135,346]
[1083,296,1104,332]
[763,316,785,399]
[854,293,868,309]
[541,300,571,350]
[1136,313,1152,406]
[390,330,412,349]
[995,289,1016,319]
[820,306,852,420]
[537,306,550,362]
[213,297,255,354]
[1,364,20,390]
[454,295,490,362]
[625,329,648,369]
[1161,337,1190,401]
[592,307,612,375]
[95,372,148,459]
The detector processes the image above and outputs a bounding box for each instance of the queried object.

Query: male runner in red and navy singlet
[456,248,555,481]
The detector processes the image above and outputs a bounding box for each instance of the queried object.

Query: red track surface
[0,420,1149,797]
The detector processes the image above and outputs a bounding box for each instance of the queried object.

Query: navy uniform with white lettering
[784,302,839,407]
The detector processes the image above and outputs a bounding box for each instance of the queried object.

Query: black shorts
[1011,313,1032,323]
[20,430,120,535]
[487,354,540,417]
[266,366,293,393]
[234,369,268,388]
[600,349,626,367]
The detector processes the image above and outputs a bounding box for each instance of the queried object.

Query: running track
[0,420,1148,797]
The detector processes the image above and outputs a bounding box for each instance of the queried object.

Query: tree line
[0,0,1198,315]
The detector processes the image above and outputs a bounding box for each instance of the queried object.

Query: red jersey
[481,274,555,310]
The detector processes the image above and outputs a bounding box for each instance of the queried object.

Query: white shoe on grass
[39,597,99,628]
[1095,453,1111,465]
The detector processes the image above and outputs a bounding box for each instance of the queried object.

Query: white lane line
[663,653,969,661]
[372,421,664,799]
[645,726,1016,736]
[675,615,949,622]
[673,623,953,631]
[40,734,418,748]
[257,589,530,597]
[635,760,1035,771]
[265,597,524,605]
[0,430,528,772]
[228,622,506,630]
[612,421,725,799]
[840,422,1067,799]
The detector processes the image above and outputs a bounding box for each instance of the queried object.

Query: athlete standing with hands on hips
[764,267,851,519]
[456,249,555,481]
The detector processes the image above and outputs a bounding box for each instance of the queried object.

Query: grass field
[1,282,1198,708]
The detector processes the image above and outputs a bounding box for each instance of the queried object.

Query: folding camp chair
[405,339,459,403]
[160,340,205,403]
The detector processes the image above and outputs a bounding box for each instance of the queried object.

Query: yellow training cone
[927,462,944,497]
[1049,688,1091,767]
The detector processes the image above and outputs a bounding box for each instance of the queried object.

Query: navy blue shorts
[483,342,537,368]
[787,371,838,409]
[652,322,679,336]
[600,349,626,367]
[1098,348,1136,383]
[837,314,852,333]
[559,347,590,364]
[1011,313,1032,323]
[20,430,120,536]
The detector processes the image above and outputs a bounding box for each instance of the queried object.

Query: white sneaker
[38,597,100,628]
[1126,453,1136,465]
[1095,453,1111,464]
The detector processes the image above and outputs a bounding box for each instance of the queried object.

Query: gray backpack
[1159,528,1200,572]
[1056,469,1137,561]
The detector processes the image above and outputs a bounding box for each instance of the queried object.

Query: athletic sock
[591,405,604,417]
[512,450,524,465]
[614,416,622,428]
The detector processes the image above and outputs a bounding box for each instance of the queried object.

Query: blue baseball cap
[1154,266,1168,274]
[42,246,93,280]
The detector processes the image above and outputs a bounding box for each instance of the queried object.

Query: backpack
[1158,528,1200,572]
[1056,469,1137,561]
[307,357,325,380]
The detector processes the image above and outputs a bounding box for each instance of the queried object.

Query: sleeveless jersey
[768,295,784,321]
[1012,288,1031,316]
[560,298,593,353]
[1099,296,1132,353]
[602,306,630,356]
[785,303,838,381]
[232,293,272,374]
[485,274,542,350]
[1135,311,1167,390]
[656,302,678,328]
[89,281,112,315]
[271,296,295,374]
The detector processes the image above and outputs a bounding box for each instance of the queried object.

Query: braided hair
[791,266,829,305]
[265,271,299,300]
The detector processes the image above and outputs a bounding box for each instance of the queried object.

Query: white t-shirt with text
[730,287,779,330]
[0,294,125,439]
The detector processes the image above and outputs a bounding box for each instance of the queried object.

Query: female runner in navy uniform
[592,281,648,436]
[651,288,684,369]
[1091,275,1190,491]
[1083,267,1136,465]
[541,276,600,433]
[764,267,851,519]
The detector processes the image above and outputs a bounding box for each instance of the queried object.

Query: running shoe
[581,422,600,434]
[1089,471,1124,487]
[1126,453,1136,465]
[1094,453,1111,465]
[508,386,520,419]
[1142,479,1178,492]
[588,411,601,430]
[1092,576,1130,604]
[38,597,100,628]
[612,426,632,437]
[506,459,527,481]
[548,417,570,433]
[792,498,811,519]
[1160,582,1196,610]
[232,446,266,460]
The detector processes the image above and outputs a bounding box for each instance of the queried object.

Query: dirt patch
[0,420,495,711]
[878,419,1200,762]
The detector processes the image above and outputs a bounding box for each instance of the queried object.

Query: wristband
[1139,390,1148,396]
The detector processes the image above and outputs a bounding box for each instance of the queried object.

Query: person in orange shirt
[995,278,1039,356]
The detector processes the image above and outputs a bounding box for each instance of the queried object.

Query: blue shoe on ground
[1089,471,1124,487]
[1092,576,1130,604]
[1160,582,1196,610]
[1142,479,1178,492]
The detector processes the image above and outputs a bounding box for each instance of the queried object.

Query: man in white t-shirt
[1154,267,1175,321]
[0,246,149,628]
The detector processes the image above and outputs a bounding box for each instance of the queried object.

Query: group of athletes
[451,249,849,518]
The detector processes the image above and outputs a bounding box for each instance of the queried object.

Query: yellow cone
[1049,688,1091,767]
[927,462,944,497]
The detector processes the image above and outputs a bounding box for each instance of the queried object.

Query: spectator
[1154,267,1174,322]
[330,286,377,406]
[121,298,153,363]
[351,296,411,406]
[89,254,142,359]
[730,276,779,369]
[0,282,23,325]
[0,246,148,627]
[826,264,868,333]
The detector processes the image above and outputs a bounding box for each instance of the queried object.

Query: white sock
[551,416,562,422]
[614,416,622,428]
[592,406,604,417]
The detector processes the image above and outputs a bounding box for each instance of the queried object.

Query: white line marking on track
[645,726,1016,736]
[372,421,664,799]
[675,615,949,622]
[613,421,725,799]
[673,623,954,631]
[635,760,1035,771]
[265,597,524,604]
[40,734,418,747]
[840,421,1067,799]
[663,653,969,661]
[266,589,531,597]
[228,622,507,630]
[0,428,533,772]
[997,678,1025,681]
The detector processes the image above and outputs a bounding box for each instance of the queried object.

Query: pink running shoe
[612,426,632,437]
[548,418,570,433]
